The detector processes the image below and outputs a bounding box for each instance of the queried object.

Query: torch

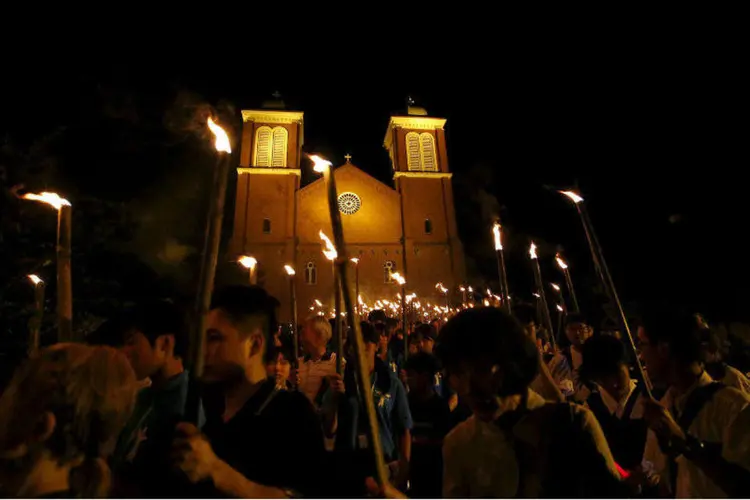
[22,192,73,342]
[555,253,580,313]
[193,117,232,379]
[559,190,653,398]
[459,286,467,308]
[310,155,393,493]
[529,242,556,349]
[492,222,512,313]
[238,256,258,285]
[351,257,360,320]
[27,275,45,355]
[320,230,343,375]
[285,265,299,367]
[436,282,449,314]
[392,272,407,361]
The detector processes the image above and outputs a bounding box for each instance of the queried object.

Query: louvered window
[271,127,288,167]
[420,133,437,171]
[406,132,421,171]
[254,127,272,166]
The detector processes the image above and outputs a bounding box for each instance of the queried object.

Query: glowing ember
[560,190,584,204]
[319,230,338,260]
[28,274,43,285]
[556,254,568,269]
[529,242,538,260]
[310,154,332,173]
[22,192,71,210]
[492,222,503,250]
[207,117,231,153]
[284,265,296,276]
[238,256,257,269]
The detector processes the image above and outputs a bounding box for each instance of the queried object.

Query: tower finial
[272,90,282,100]
[344,154,352,163]
[406,95,415,107]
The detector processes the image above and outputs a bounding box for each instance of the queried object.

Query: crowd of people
[0,283,748,497]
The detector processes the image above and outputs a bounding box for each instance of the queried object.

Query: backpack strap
[621,383,643,420]
[676,382,725,432]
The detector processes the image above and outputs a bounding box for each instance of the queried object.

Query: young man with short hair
[438,308,625,497]
[639,305,750,497]
[172,286,326,497]
[514,303,564,402]
[548,312,594,401]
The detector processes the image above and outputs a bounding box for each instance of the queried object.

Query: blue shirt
[338,359,413,461]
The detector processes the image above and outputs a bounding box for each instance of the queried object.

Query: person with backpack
[639,305,750,497]
[579,335,654,491]
[438,308,626,497]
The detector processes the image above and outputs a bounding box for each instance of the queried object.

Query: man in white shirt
[639,305,750,497]
[548,313,593,402]
[702,328,750,395]
[297,316,339,407]
[437,308,626,498]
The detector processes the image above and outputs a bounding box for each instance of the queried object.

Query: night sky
[1,34,746,323]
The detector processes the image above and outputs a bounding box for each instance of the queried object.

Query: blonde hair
[305,316,332,345]
[0,343,138,497]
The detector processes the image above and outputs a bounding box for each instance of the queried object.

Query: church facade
[230,105,465,322]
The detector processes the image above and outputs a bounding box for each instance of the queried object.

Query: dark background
[1,26,747,358]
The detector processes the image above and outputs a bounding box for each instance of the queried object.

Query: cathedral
[230,102,466,322]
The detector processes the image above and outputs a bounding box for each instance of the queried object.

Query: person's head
[204,286,279,384]
[0,344,137,497]
[637,304,706,385]
[414,323,437,354]
[436,308,538,421]
[404,352,441,397]
[580,335,631,401]
[408,336,420,356]
[368,310,387,326]
[565,313,593,348]
[385,318,398,337]
[265,344,293,384]
[360,322,380,373]
[513,303,538,344]
[374,323,389,352]
[118,300,188,381]
[430,318,441,333]
[301,316,332,355]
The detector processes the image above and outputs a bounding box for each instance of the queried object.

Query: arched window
[271,127,288,167]
[424,219,433,234]
[254,126,288,167]
[404,132,438,171]
[419,133,437,171]
[406,132,421,171]
[305,261,317,285]
[384,260,396,283]
[262,218,271,234]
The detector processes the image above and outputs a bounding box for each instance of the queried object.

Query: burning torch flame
[28,274,43,286]
[492,222,503,250]
[238,256,257,270]
[391,272,406,285]
[556,304,564,312]
[550,283,561,292]
[22,192,71,210]
[319,230,338,260]
[483,299,490,306]
[468,286,473,293]
[351,257,359,264]
[284,265,296,276]
[358,295,364,305]
[314,299,323,307]
[533,293,541,298]
[459,286,466,292]
[560,190,584,204]
[207,117,231,154]
[556,254,568,270]
[310,154,332,173]
[529,242,538,260]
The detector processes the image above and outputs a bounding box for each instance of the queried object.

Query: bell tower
[383,104,465,299]
[231,96,304,316]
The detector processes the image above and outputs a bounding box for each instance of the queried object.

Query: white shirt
[643,371,750,497]
[442,389,622,497]
[596,379,645,419]
[722,364,750,395]
[297,352,339,407]
[548,348,588,401]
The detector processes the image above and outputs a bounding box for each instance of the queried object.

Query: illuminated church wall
[231,106,465,323]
